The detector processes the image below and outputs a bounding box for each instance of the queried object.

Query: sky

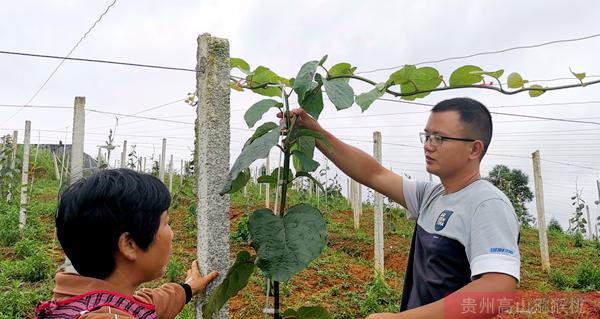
[1,0,599,231]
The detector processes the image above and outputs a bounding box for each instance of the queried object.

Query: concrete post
[586,205,593,240]
[6,130,18,202]
[265,155,270,209]
[532,150,550,271]
[373,131,384,274]
[194,33,231,319]
[121,140,127,168]
[97,148,103,168]
[180,159,184,187]
[351,179,360,229]
[159,139,166,182]
[19,121,31,235]
[169,154,174,193]
[70,97,85,184]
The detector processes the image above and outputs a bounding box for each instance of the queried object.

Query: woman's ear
[117,232,138,261]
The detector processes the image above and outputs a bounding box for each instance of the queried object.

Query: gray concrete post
[169,154,174,193]
[194,33,231,319]
[6,130,18,202]
[70,97,86,184]
[19,121,31,234]
[532,150,550,271]
[121,140,127,168]
[265,155,270,209]
[159,138,166,182]
[351,179,360,229]
[373,131,384,274]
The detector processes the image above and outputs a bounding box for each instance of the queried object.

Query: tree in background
[486,164,535,227]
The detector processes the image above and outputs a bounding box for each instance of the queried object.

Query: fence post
[373,131,384,274]
[351,179,361,229]
[18,121,31,235]
[532,150,550,271]
[120,140,127,168]
[194,33,231,319]
[169,154,174,193]
[6,130,18,202]
[70,97,85,184]
[265,155,270,209]
[159,138,166,182]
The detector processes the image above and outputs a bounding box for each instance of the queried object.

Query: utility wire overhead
[1,0,119,125]
[356,31,600,74]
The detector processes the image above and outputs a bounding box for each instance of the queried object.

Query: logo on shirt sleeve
[490,247,514,255]
[434,210,454,231]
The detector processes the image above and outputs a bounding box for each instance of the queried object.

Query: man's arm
[287,108,407,207]
[366,273,517,319]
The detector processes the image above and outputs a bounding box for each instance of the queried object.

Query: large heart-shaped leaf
[244,99,282,128]
[202,251,256,319]
[220,125,280,195]
[323,78,354,110]
[248,204,327,282]
[294,61,320,97]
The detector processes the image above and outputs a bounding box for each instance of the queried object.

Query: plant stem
[273,87,294,319]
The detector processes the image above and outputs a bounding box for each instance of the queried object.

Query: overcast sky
[1,0,599,230]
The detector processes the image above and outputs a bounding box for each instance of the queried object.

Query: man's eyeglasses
[419,132,476,146]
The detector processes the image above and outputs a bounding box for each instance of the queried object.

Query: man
[287,97,520,318]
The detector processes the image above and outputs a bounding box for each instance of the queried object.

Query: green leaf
[323,78,354,110]
[356,88,384,112]
[388,65,416,85]
[248,66,283,97]
[449,65,483,86]
[229,82,244,92]
[294,171,325,192]
[228,168,251,194]
[291,128,331,149]
[469,69,504,79]
[507,72,526,89]
[292,150,320,172]
[294,61,320,97]
[248,204,327,282]
[298,82,324,120]
[569,67,586,82]
[291,136,316,172]
[230,58,251,75]
[245,122,279,147]
[528,84,545,97]
[400,66,441,100]
[221,125,281,195]
[257,168,293,188]
[202,251,256,319]
[318,55,328,66]
[328,63,355,83]
[244,99,282,128]
[297,306,333,319]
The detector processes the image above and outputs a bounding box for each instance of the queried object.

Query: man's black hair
[56,169,171,279]
[431,97,493,158]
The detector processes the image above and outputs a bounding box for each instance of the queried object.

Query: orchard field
[1,148,599,318]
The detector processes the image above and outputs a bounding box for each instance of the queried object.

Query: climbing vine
[201,55,600,319]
